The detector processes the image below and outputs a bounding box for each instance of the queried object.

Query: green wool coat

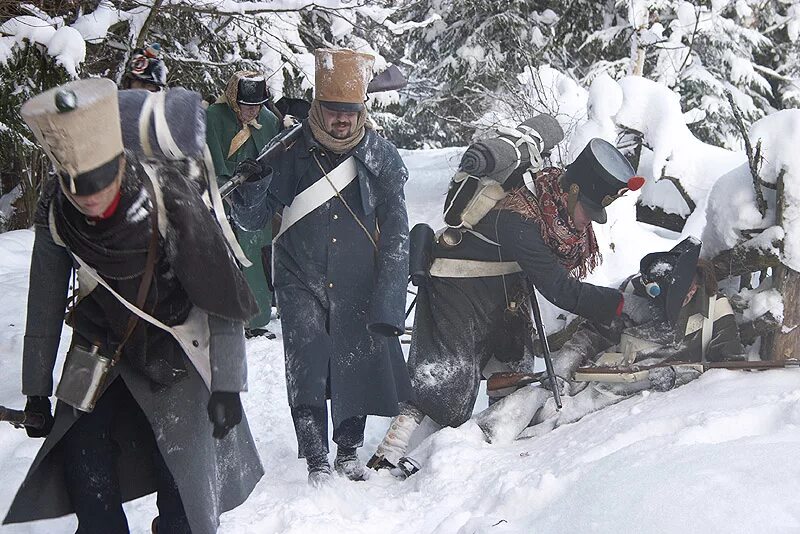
[206,103,280,328]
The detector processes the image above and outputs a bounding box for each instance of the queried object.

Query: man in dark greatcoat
[229,48,412,485]
[3,79,263,534]
[370,133,656,471]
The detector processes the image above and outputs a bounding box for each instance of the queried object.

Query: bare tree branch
[135,0,164,48]
[725,90,768,217]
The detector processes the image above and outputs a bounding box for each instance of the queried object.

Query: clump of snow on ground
[741,287,785,323]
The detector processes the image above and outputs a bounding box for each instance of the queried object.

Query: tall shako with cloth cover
[5,78,263,534]
[227,47,412,485]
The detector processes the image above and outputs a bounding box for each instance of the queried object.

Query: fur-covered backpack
[118,88,252,267]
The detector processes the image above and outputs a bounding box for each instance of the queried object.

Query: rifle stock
[0,405,45,430]
[486,371,543,392]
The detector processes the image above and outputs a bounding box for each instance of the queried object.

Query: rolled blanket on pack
[459,114,565,185]
[118,87,206,159]
[518,114,563,154]
[459,138,505,179]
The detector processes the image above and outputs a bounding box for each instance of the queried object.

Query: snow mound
[702,109,800,271]
[616,76,746,228]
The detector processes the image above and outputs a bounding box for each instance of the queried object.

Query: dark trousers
[59,378,191,534]
[291,405,366,460]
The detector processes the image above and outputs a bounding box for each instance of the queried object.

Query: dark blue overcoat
[233,124,412,426]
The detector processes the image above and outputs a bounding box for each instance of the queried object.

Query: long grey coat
[4,162,264,534]
[232,124,412,429]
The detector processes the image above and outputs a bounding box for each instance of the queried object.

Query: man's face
[128,78,161,92]
[320,107,359,139]
[65,172,122,218]
[571,200,592,233]
[239,104,261,124]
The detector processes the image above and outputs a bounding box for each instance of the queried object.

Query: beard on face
[327,120,353,139]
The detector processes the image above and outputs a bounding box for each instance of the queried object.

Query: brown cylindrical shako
[314,47,374,111]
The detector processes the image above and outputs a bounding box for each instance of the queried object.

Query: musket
[218,65,408,200]
[574,358,800,383]
[0,405,45,430]
[218,123,303,199]
[486,371,544,393]
[530,287,562,409]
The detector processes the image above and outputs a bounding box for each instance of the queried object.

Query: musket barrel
[529,287,562,409]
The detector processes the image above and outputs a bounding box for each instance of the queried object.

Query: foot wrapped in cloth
[368,405,423,470]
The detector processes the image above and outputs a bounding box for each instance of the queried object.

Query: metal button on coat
[332,237,337,243]
[333,214,339,220]
[328,282,334,288]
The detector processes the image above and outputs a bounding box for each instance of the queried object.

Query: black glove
[207,392,242,439]
[24,396,54,438]
[234,158,268,182]
[621,294,656,325]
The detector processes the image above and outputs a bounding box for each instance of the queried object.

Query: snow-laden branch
[126,0,370,15]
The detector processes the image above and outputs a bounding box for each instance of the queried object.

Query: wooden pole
[769,265,800,361]
[768,171,799,361]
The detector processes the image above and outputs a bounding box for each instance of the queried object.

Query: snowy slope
[1,150,799,534]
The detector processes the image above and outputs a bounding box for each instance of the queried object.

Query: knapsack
[442,119,558,230]
[118,88,251,267]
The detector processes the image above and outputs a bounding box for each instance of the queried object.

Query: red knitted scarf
[498,167,601,279]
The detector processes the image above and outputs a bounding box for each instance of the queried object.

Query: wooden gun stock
[486,371,544,392]
[0,405,45,430]
[574,359,800,383]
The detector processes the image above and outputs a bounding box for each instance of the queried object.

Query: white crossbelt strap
[137,91,252,268]
[430,258,522,278]
[701,296,717,362]
[465,229,501,246]
[48,186,212,390]
[276,156,357,240]
[200,146,252,267]
[72,253,212,390]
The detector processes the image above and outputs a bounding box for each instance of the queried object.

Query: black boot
[307,454,333,487]
[334,447,369,481]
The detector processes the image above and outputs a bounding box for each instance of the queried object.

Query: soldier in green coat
[206,71,280,336]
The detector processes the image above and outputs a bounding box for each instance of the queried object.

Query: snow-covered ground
[1,149,799,533]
